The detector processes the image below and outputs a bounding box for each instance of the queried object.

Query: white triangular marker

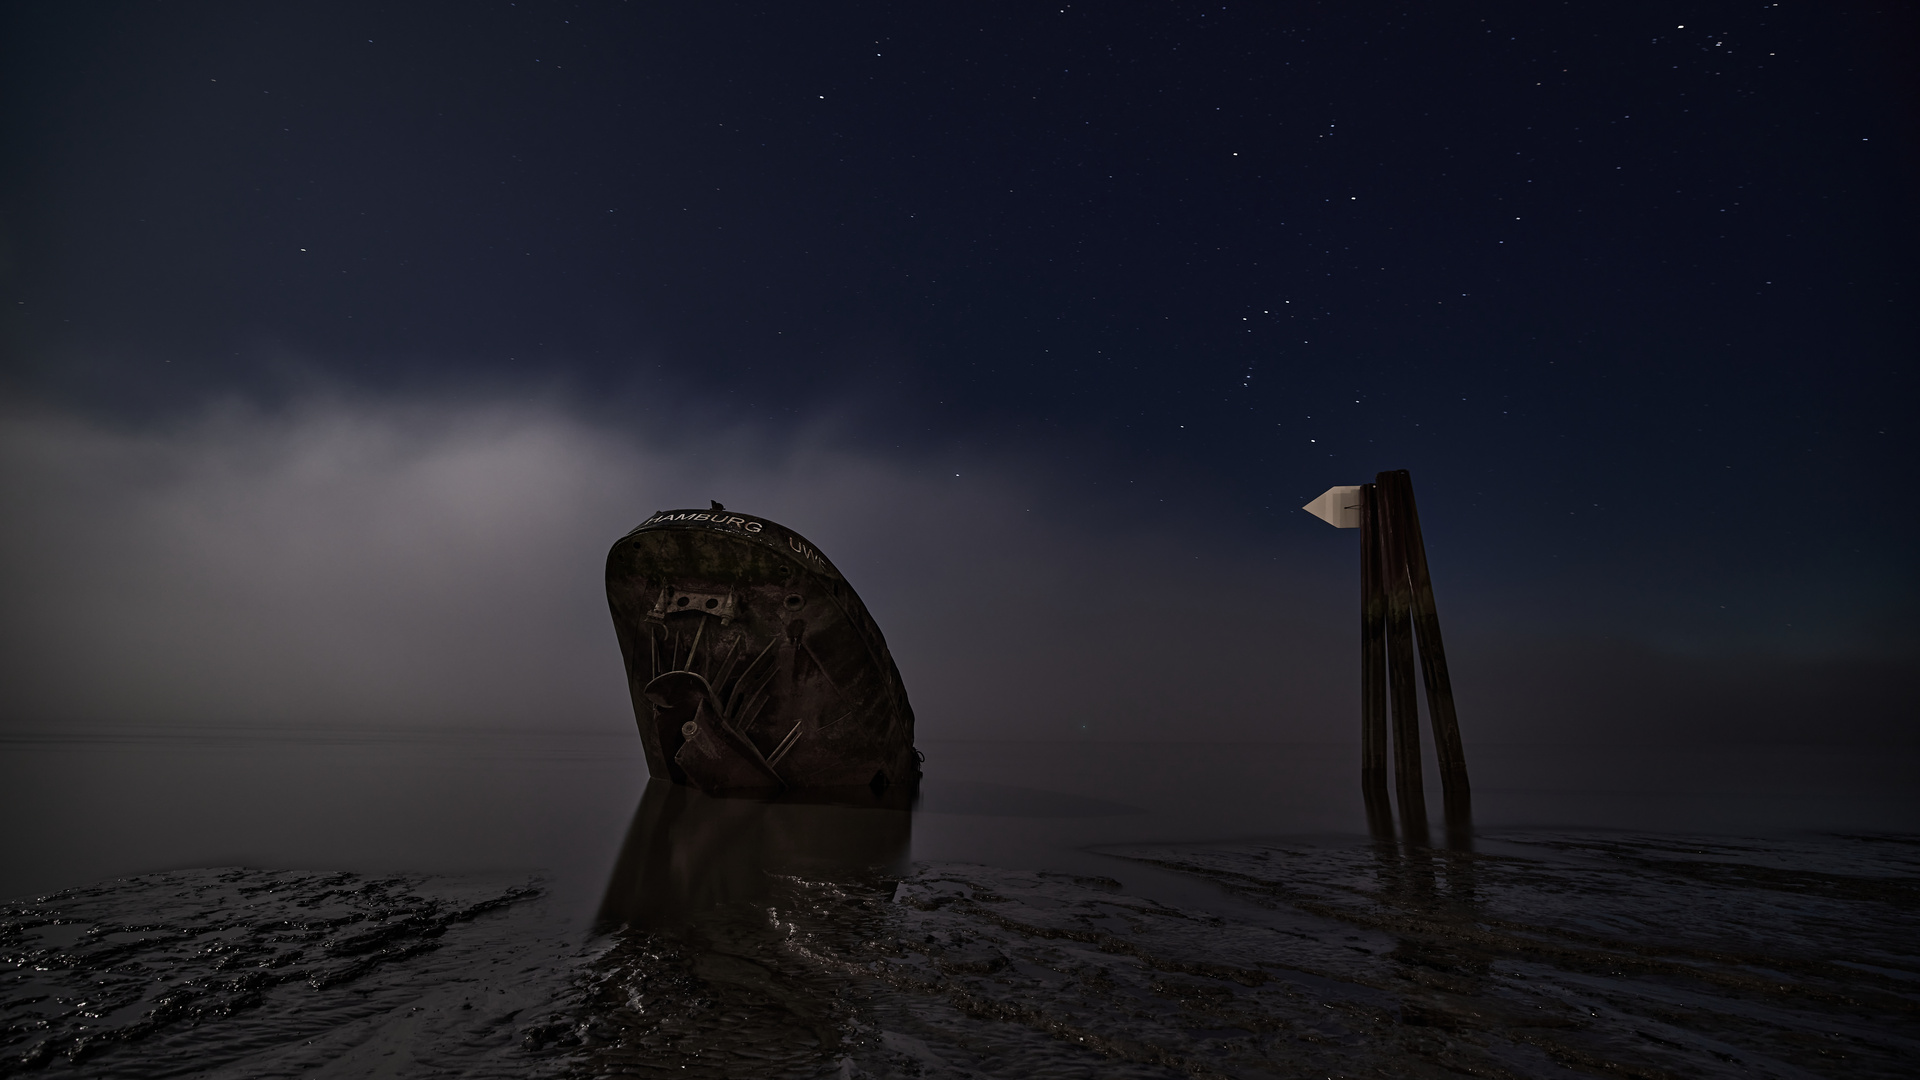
[1303,485,1364,528]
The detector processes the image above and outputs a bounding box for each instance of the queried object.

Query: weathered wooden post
[1379,470,1472,843]
[1373,475,1430,843]
[1305,471,1470,847]
[1357,484,1393,840]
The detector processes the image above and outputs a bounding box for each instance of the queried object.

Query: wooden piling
[1373,470,1428,843]
[1358,484,1393,840]
[1380,470,1472,842]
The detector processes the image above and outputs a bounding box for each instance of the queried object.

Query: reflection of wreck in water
[598,780,913,930]
[605,505,919,797]
[582,782,911,1071]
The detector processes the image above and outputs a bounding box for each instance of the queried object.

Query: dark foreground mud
[6,833,1916,1078]
[0,869,574,1078]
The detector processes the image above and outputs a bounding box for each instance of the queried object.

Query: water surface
[3,729,1915,1077]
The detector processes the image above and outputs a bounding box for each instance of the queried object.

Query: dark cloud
[0,394,1324,737]
[2,393,1909,749]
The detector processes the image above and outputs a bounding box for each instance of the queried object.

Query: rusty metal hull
[605,508,918,795]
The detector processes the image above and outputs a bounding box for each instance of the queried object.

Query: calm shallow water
[3,730,1917,1077]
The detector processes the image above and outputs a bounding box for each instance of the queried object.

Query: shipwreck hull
[605,508,918,795]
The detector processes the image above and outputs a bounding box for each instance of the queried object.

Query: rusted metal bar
[1381,469,1471,844]
[1374,470,1428,843]
[767,720,805,766]
[723,638,781,716]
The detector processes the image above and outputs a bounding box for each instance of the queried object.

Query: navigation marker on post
[1304,471,1471,848]
[1303,486,1364,529]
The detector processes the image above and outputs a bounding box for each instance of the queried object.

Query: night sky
[1,2,1913,745]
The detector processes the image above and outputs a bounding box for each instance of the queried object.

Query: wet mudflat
[8,831,1917,1078]
[3,733,1916,1078]
[512,831,1920,1078]
[2,869,571,1077]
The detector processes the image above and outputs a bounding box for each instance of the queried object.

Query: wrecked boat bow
[605,505,919,797]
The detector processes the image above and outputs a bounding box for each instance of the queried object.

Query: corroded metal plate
[605,508,918,795]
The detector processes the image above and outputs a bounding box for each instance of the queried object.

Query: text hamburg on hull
[605,507,919,795]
